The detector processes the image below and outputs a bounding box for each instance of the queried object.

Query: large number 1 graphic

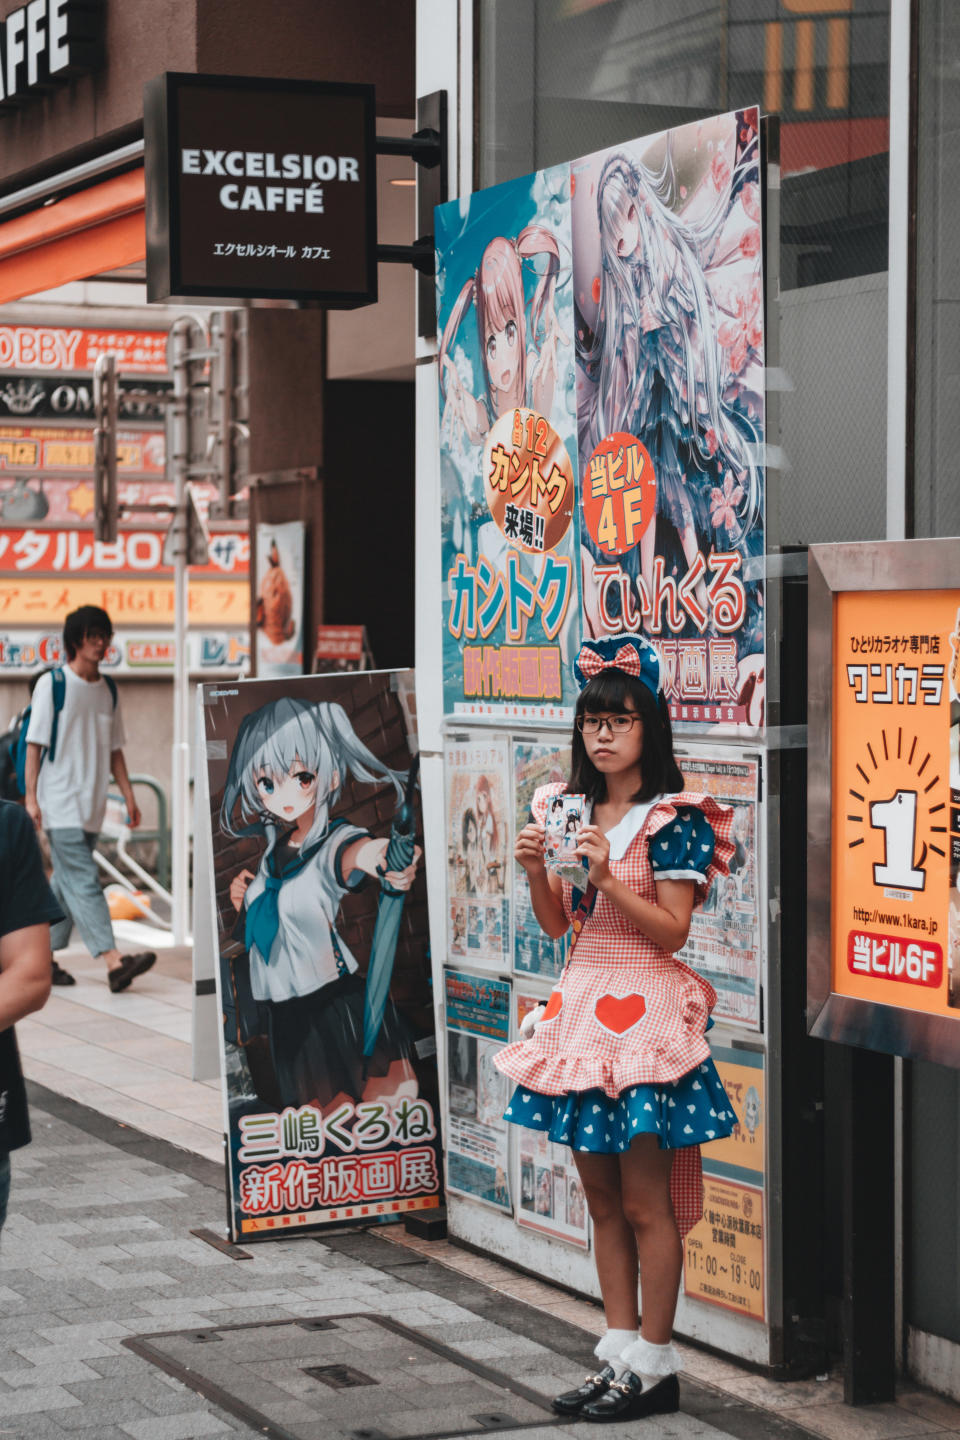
[869,790,927,891]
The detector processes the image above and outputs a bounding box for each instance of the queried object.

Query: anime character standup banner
[201,670,441,1239]
[255,520,305,678]
[444,736,511,969]
[436,108,765,736]
[436,166,582,722]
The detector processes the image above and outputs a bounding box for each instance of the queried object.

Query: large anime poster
[436,108,765,736]
[573,110,765,731]
[201,671,441,1240]
[436,165,582,722]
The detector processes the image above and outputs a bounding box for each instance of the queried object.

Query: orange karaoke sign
[831,588,960,1026]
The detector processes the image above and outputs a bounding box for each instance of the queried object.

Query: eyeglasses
[576,713,641,735]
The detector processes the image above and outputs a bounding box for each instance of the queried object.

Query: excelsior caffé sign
[144,72,377,306]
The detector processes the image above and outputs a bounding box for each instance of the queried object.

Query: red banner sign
[0,527,248,577]
[0,327,169,374]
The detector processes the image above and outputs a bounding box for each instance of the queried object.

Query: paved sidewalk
[6,932,960,1440]
[2,1085,816,1440]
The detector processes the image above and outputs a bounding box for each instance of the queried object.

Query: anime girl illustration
[575,113,763,633]
[460,807,482,894]
[439,225,566,448]
[475,773,503,894]
[220,695,421,1115]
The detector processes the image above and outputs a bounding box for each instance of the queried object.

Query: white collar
[604,796,663,861]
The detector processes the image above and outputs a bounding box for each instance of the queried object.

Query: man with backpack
[24,606,156,993]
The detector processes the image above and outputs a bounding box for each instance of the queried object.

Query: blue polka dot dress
[504,1060,736,1154]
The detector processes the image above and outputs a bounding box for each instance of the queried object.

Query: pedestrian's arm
[110,749,141,829]
[24,742,43,828]
[0,923,52,1029]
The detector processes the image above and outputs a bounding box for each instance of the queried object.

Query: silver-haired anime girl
[222,696,420,1113]
[578,132,761,612]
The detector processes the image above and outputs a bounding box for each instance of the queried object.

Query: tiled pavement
[3,932,959,1439]
[1,1086,792,1440]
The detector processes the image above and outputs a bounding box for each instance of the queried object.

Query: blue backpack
[8,667,117,799]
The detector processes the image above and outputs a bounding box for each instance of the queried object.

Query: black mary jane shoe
[551,1364,617,1415]
[581,1370,680,1422]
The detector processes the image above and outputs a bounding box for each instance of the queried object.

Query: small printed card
[544,792,589,886]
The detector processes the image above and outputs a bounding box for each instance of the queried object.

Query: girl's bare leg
[573,1150,640,1329]
[619,1135,682,1343]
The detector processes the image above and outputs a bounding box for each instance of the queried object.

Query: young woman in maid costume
[494,634,737,1423]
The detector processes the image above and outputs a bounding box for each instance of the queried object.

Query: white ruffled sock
[620,1336,680,1391]
[594,1328,638,1381]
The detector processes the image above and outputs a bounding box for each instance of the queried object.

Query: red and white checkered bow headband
[574,635,662,697]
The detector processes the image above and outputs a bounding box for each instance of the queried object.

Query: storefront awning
[0,167,145,305]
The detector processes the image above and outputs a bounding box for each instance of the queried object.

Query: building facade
[415,0,958,1402]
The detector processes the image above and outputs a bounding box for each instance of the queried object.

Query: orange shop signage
[0,426,166,475]
[831,589,960,1025]
[0,577,249,625]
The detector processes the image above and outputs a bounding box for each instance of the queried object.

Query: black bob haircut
[569,669,684,804]
[62,605,113,661]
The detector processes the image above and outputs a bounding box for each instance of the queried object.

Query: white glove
[520,1004,545,1040]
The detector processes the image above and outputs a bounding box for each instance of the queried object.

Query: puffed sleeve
[649,806,716,885]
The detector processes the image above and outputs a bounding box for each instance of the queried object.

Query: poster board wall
[423,97,778,1366]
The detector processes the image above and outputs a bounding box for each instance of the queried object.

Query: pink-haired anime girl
[440,226,567,445]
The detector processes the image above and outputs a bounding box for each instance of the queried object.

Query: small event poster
[513,739,571,979]
[832,590,960,1027]
[255,519,305,678]
[314,624,373,674]
[436,107,765,736]
[445,969,512,1210]
[684,1046,765,1320]
[200,670,441,1240]
[435,167,582,723]
[513,992,589,1248]
[445,736,511,969]
[676,750,761,1028]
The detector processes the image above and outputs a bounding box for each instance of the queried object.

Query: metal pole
[166,316,206,946]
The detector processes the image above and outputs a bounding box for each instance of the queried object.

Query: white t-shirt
[26,666,125,833]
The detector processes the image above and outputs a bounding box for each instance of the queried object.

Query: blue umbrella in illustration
[362,755,421,1073]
